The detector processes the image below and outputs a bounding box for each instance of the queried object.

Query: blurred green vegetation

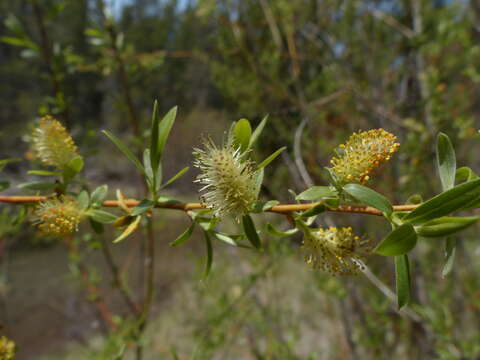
[1,0,480,359]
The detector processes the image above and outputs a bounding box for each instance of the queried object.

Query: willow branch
[0,195,418,216]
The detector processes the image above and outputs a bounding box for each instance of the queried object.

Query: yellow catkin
[302,226,371,275]
[34,196,84,237]
[0,336,16,360]
[329,129,400,185]
[31,115,79,170]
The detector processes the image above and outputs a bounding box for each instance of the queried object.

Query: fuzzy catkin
[32,115,79,170]
[34,196,85,237]
[193,138,259,219]
[302,227,370,275]
[329,129,400,185]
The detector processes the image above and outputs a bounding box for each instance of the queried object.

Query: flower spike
[302,226,371,275]
[32,115,79,170]
[329,129,400,185]
[34,196,85,237]
[193,136,259,219]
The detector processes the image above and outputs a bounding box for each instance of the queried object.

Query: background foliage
[1,0,480,359]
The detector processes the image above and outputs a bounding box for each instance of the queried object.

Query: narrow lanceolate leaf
[374,223,417,256]
[415,216,479,238]
[86,209,118,224]
[170,223,195,247]
[395,255,411,310]
[114,215,141,243]
[233,118,252,153]
[143,148,154,187]
[442,238,456,277]
[160,167,189,189]
[266,223,298,237]
[257,146,287,169]
[149,100,161,171]
[203,230,213,278]
[298,204,326,218]
[249,115,268,148]
[102,130,145,175]
[436,133,456,191]
[242,214,261,249]
[18,181,57,191]
[404,179,480,225]
[296,186,338,201]
[28,170,62,177]
[131,199,155,216]
[343,184,393,215]
[156,106,178,161]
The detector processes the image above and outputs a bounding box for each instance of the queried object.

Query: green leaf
[102,130,145,175]
[86,209,118,224]
[233,118,252,152]
[77,190,90,210]
[160,167,189,190]
[90,185,108,206]
[67,156,84,174]
[213,232,249,248]
[395,255,411,310]
[442,238,456,277]
[242,214,261,249]
[143,148,154,188]
[343,184,393,215]
[114,216,141,243]
[195,216,219,231]
[266,223,298,237]
[415,216,479,238]
[404,179,480,225]
[249,115,268,148]
[436,133,456,191]
[203,230,213,278]
[131,199,155,216]
[170,223,195,247]
[324,197,340,209]
[149,100,161,171]
[296,186,338,201]
[27,170,62,177]
[251,200,280,213]
[298,204,326,218]
[455,167,478,184]
[253,168,264,199]
[257,146,287,169]
[18,181,57,191]
[89,218,104,234]
[156,106,178,161]
[374,223,417,256]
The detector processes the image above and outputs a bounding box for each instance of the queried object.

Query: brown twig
[0,195,418,216]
